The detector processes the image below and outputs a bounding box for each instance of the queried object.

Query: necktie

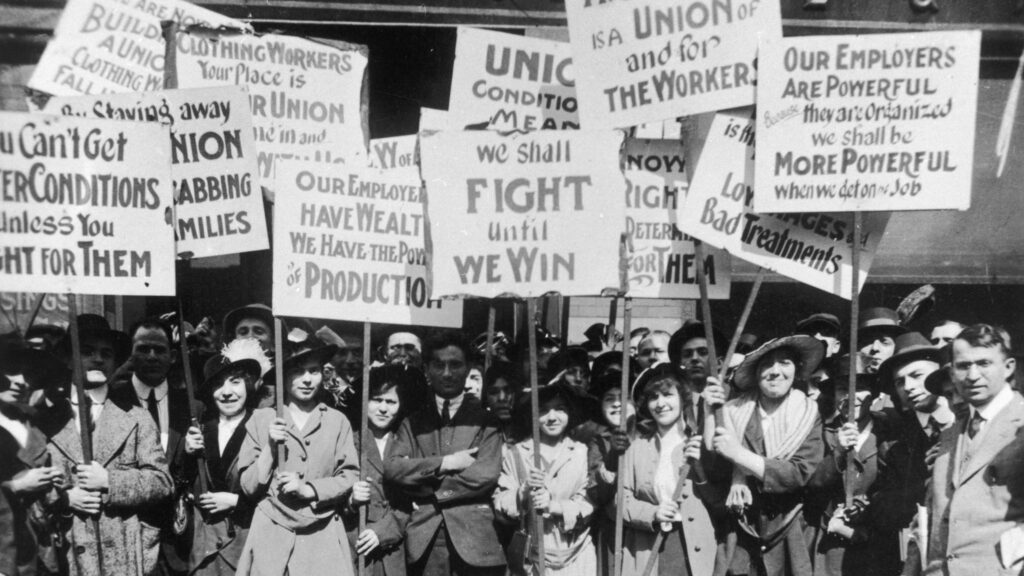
[927,417,942,442]
[968,412,984,440]
[441,399,451,427]
[147,389,160,428]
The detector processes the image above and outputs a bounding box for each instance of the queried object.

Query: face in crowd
[287,358,324,408]
[368,385,401,432]
[464,367,483,398]
[636,333,669,370]
[78,335,118,387]
[330,345,363,386]
[951,337,1016,408]
[538,395,570,440]
[561,363,589,392]
[387,332,422,369]
[213,371,250,419]
[930,321,964,347]
[645,379,682,431]
[859,330,896,374]
[484,376,515,422]
[0,374,28,404]
[679,337,711,381]
[757,348,798,400]
[601,387,632,428]
[131,326,173,386]
[235,317,272,353]
[427,345,469,400]
[629,332,647,357]
[834,387,874,423]
[893,359,940,413]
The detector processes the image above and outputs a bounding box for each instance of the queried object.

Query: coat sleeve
[586,434,616,507]
[436,422,501,505]
[621,441,658,532]
[493,444,523,522]
[107,411,173,508]
[239,410,274,499]
[762,414,825,494]
[307,415,359,509]
[383,417,443,492]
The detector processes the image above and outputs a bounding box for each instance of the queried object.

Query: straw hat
[732,335,825,391]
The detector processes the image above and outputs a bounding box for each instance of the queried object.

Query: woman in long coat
[706,336,825,576]
[181,339,270,575]
[235,344,360,576]
[618,363,716,576]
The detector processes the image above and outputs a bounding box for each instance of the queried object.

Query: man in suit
[384,331,505,576]
[926,323,1024,576]
[113,317,202,576]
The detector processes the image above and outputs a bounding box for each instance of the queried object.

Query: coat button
[688,517,694,522]
[298,472,305,479]
[305,439,311,446]
[75,545,86,555]
[694,546,701,552]
[300,454,307,461]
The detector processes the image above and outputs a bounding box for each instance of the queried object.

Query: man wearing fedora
[857,307,906,375]
[796,313,843,359]
[44,314,173,576]
[925,324,1024,576]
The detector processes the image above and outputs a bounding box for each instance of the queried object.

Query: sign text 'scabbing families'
[44,86,269,259]
[449,28,578,131]
[0,112,175,295]
[680,110,889,299]
[755,31,980,212]
[420,130,626,298]
[565,0,781,129]
[273,160,462,327]
[174,29,369,198]
[623,138,730,298]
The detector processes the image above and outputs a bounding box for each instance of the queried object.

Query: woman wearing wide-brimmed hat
[235,344,359,576]
[181,338,270,576]
[705,335,825,576]
[617,362,716,576]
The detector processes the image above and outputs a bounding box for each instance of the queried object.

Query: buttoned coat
[236,404,360,576]
[617,432,717,576]
[45,397,174,576]
[383,396,505,567]
[344,431,410,576]
[925,392,1024,576]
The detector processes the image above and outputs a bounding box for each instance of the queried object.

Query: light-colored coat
[925,392,1024,576]
[235,405,360,576]
[493,437,595,574]
[618,432,716,576]
[45,399,173,576]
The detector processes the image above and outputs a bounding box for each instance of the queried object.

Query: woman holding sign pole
[705,336,825,576]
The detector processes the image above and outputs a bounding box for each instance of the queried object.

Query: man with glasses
[384,331,505,576]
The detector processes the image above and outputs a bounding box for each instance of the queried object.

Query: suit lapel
[958,395,1024,486]
[93,401,136,466]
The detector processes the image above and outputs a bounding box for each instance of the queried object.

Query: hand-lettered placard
[449,27,578,131]
[0,112,175,295]
[623,138,730,298]
[755,31,980,212]
[274,160,462,327]
[30,0,243,97]
[680,109,889,299]
[173,29,369,200]
[44,86,268,259]
[420,130,626,298]
[565,0,781,129]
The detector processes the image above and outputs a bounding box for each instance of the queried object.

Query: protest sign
[273,160,462,327]
[565,0,780,130]
[420,107,450,131]
[420,130,626,298]
[173,29,369,198]
[680,109,889,299]
[755,31,980,213]
[44,86,268,259]
[29,0,242,97]
[0,112,175,296]
[368,135,419,178]
[0,293,104,333]
[449,27,578,131]
[624,138,730,298]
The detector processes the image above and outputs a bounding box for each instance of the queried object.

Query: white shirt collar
[69,385,108,406]
[132,374,168,402]
[435,393,464,419]
[970,383,1015,423]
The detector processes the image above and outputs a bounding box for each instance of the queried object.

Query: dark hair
[367,364,427,427]
[955,324,1013,357]
[483,361,522,396]
[204,368,260,418]
[129,317,174,346]
[932,318,964,331]
[423,330,472,362]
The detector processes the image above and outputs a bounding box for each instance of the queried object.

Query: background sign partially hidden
[29,0,242,97]
[174,29,369,199]
[421,130,626,298]
[44,86,268,260]
[755,31,980,213]
[273,160,462,327]
[368,135,419,180]
[565,0,781,130]
[681,109,888,299]
[449,27,578,131]
[0,112,175,296]
[624,139,730,298]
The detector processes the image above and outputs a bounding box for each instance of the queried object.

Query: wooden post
[358,321,371,576]
[485,304,497,372]
[845,212,863,508]
[560,296,571,349]
[612,297,633,576]
[67,295,104,573]
[273,318,286,465]
[606,297,619,348]
[527,297,546,576]
[177,298,210,495]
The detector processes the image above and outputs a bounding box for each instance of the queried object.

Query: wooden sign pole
[527,297,546,576]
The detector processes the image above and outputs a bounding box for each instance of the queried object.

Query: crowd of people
[0,302,1021,576]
